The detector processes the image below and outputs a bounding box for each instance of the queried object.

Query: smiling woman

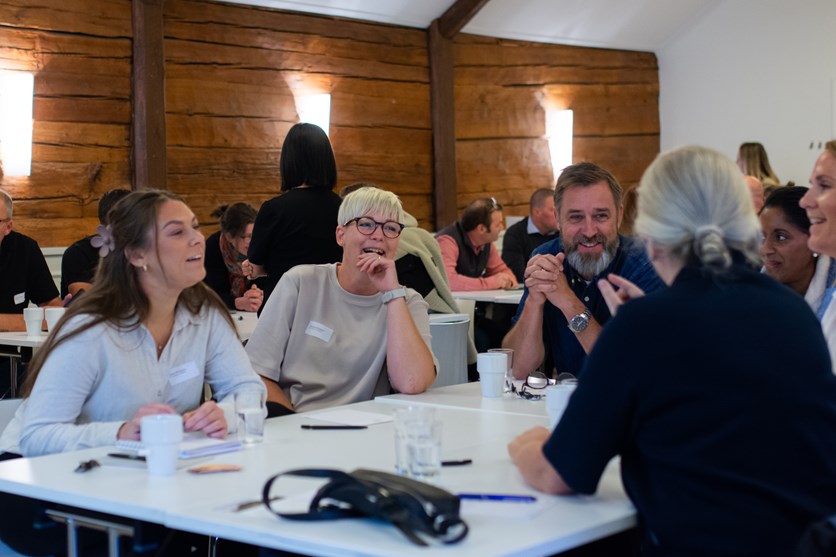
[759,186,836,313]
[246,186,437,414]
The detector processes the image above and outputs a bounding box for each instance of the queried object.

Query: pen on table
[300,425,368,430]
[441,459,473,467]
[458,493,537,503]
[107,452,146,461]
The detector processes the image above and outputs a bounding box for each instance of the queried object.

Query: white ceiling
[219,0,723,52]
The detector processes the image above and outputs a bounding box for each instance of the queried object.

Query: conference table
[0,386,635,556]
[451,289,524,305]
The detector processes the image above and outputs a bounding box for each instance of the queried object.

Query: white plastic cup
[23,307,44,337]
[545,384,577,429]
[488,348,514,392]
[140,414,183,477]
[44,307,66,333]
[477,352,506,398]
[393,406,435,476]
[407,419,442,482]
[235,390,265,444]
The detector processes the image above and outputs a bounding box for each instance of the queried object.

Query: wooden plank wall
[0,0,133,246]
[454,34,659,219]
[0,0,659,245]
[164,0,433,228]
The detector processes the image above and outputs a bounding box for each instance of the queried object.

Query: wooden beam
[437,0,491,39]
[131,0,167,190]
[428,20,457,229]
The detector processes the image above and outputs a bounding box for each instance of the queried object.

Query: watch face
[569,312,590,333]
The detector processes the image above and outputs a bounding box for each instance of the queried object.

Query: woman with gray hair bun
[508,146,836,556]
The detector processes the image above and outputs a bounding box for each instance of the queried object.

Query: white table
[0,400,635,556]
[0,332,46,349]
[452,290,523,305]
[377,382,547,418]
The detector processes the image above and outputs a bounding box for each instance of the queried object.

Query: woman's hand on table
[117,403,177,440]
[235,285,264,312]
[183,401,227,439]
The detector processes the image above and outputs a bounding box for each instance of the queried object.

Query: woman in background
[759,186,835,314]
[510,146,836,556]
[801,139,836,371]
[244,123,343,304]
[204,202,264,312]
[737,141,780,187]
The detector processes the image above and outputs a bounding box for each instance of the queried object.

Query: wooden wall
[454,35,659,218]
[0,0,132,246]
[164,0,433,228]
[0,0,659,245]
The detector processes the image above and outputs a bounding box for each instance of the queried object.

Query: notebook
[115,432,241,459]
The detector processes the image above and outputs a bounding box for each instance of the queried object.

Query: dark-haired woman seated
[760,186,836,315]
[204,202,264,312]
[509,146,836,557]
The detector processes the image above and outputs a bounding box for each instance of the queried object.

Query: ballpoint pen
[458,493,537,503]
[300,425,368,430]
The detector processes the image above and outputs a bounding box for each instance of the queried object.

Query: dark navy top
[513,235,664,375]
[546,264,836,556]
[0,231,58,313]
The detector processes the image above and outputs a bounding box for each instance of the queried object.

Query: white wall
[658,0,836,185]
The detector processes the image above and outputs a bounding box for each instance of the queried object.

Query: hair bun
[694,225,732,270]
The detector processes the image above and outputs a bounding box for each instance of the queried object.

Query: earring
[142,264,148,272]
[813,253,820,259]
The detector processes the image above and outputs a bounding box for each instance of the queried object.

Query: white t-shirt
[246,264,434,412]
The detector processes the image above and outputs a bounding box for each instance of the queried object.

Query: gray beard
[565,237,619,279]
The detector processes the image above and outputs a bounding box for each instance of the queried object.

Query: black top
[501,217,558,282]
[545,265,836,556]
[60,235,99,298]
[435,221,490,278]
[0,231,59,313]
[247,188,343,302]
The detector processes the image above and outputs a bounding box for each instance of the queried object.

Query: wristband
[381,287,407,304]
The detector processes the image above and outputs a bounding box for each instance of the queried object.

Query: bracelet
[381,287,407,304]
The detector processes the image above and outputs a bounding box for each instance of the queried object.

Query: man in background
[436,197,517,291]
[0,188,60,332]
[61,188,131,298]
[503,163,664,377]
[502,188,559,282]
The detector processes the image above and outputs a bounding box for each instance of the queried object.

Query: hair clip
[91,224,115,257]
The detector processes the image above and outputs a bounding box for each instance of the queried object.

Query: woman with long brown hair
[0,189,265,456]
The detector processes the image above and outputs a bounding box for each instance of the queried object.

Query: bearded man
[503,162,664,378]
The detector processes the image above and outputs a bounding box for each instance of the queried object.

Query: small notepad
[116,432,241,459]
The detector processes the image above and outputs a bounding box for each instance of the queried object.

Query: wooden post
[428,0,491,229]
[132,0,167,190]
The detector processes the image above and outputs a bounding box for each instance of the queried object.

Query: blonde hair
[737,142,780,186]
[338,186,404,225]
[636,145,761,271]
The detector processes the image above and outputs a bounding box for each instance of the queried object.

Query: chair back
[428,314,470,387]
[0,398,22,433]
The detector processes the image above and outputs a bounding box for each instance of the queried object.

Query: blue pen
[458,493,537,503]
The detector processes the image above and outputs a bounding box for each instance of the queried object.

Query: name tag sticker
[13,292,25,305]
[305,321,333,343]
[169,361,200,386]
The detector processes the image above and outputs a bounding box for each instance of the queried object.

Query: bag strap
[262,468,360,521]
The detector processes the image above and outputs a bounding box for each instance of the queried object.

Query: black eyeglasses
[345,217,405,239]
[511,372,575,400]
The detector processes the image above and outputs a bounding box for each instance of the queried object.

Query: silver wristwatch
[381,287,407,304]
[567,310,591,333]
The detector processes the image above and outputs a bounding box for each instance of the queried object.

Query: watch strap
[381,287,407,304]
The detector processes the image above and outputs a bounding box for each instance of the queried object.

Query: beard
[565,233,620,279]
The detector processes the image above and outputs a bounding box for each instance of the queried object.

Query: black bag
[261,468,469,546]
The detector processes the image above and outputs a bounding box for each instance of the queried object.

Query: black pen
[300,425,368,430]
[107,452,146,461]
[441,459,473,467]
